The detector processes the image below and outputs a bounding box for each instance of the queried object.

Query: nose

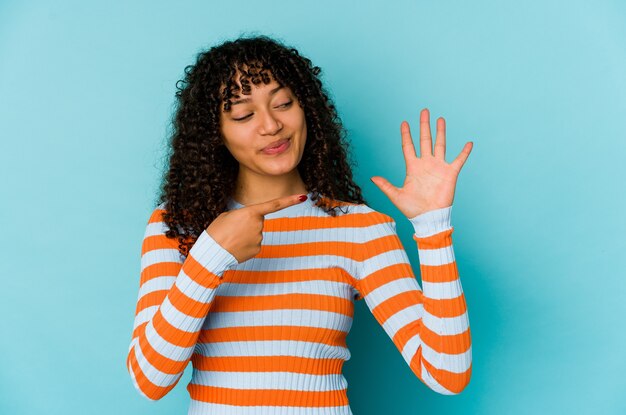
[258,109,283,135]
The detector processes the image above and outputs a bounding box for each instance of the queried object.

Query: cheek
[290,108,307,137]
[299,119,307,145]
[221,134,252,162]
[222,124,250,147]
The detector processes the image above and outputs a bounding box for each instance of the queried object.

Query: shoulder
[315,194,393,224]
[144,202,184,235]
[140,203,181,255]
[147,202,168,224]
[344,202,396,229]
[142,202,174,239]
[319,198,399,241]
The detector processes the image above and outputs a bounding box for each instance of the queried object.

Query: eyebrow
[230,85,284,106]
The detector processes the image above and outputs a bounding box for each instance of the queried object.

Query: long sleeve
[126,205,239,400]
[353,205,472,395]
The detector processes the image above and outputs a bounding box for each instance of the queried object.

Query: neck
[232,168,309,206]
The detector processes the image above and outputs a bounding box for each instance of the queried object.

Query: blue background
[1,0,624,414]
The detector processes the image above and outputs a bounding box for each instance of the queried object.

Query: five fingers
[402,108,472,169]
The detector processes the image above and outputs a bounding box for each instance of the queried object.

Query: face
[219,77,307,178]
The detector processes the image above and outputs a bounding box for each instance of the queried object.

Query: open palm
[371,108,473,218]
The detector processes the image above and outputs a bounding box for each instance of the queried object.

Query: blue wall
[1,0,624,413]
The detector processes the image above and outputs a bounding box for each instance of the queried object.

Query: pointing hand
[206,194,308,263]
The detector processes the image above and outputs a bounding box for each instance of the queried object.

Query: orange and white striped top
[126,192,472,414]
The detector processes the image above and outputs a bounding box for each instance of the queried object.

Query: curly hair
[157,34,367,256]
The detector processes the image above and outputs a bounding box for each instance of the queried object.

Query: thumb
[370,176,399,200]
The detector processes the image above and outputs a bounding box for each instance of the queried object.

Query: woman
[127,34,473,414]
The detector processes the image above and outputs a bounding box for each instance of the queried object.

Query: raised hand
[370,108,473,218]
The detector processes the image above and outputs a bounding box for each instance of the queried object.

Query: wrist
[407,205,452,238]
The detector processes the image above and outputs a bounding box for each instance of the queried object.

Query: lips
[262,137,291,151]
[261,136,291,155]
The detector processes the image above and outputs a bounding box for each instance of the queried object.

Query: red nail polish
[298,195,307,201]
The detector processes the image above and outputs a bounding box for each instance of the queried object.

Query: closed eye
[232,101,293,122]
[232,114,252,121]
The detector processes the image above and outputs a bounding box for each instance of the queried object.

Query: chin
[264,163,298,176]
[262,156,301,175]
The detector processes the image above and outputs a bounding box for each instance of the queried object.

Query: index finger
[249,194,308,216]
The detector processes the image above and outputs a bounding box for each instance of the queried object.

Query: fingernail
[298,194,307,201]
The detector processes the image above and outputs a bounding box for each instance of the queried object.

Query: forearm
[409,206,472,394]
[127,230,238,400]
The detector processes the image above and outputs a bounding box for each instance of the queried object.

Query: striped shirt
[126,192,472,414]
